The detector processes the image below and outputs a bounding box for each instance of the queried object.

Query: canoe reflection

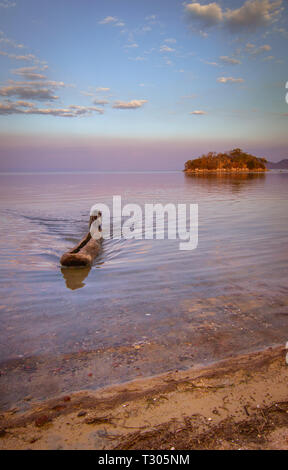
[61,266,91,290]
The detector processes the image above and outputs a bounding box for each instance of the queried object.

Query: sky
[0,0,287,171]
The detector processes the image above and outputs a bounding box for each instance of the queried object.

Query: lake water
[0,171,287,409]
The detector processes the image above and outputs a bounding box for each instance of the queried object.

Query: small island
[184,148,267,173]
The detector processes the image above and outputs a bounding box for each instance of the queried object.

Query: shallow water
[0,171,287,408]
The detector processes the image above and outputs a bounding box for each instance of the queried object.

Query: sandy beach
[1,345,287,450]
[1,0,288,454]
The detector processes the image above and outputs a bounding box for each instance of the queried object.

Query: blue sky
[0,0,287,170]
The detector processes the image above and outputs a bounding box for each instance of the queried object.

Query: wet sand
[0,345,287,450]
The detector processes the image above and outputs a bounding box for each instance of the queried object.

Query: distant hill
[184,149,267,173]
[266,159,288,170]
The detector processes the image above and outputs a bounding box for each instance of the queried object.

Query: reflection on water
[0,171,287,408]
[185,171,266,193]
[61,266,91,290]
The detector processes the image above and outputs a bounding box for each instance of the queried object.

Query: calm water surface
[0,171,287,408]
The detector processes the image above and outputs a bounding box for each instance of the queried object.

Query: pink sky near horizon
[0,134,287,172]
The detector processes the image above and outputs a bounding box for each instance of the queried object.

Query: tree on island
[184,149,267,172]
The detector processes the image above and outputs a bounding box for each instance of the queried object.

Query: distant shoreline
[185,168,267,174]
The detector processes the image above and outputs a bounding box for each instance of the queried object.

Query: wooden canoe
[60,213,102,267]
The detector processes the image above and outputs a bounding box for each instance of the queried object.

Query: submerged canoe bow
[60,212,102,267]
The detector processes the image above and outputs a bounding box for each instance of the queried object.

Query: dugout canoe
[60,213,102,267]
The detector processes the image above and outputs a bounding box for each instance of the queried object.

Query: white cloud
[219,56,241,65]
[0,79,71,101]
[129,56,146,61]
[19,80,68,87]
[67,105,104,115]
[98,16,118,24]
[142,26,152,32]
[185,2,223,27]
[12,66,47,80]
[98,16,125,27]
[15,72,46,80]
[0,37,24,49]
[217,76,244,84]
[0,83,58,100]
[262,55,275,61]
[0,1,16,8]
[242,42,272,58]
[250,44,272,54]
[164,38,177,44]
[224,0,283,32]
[273,27,288,38]
[0,50,37,61]
[0,101,104,116]
[80,91,94,97]
[112,99,147,109]
[160,45,175,53]
[202,59,219,66]
[145,15,157,21]
[124,43,139,49]
[185,0,283,32]
[92,98,109,105]
[189,110,207,115]
[96,87,110,92]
